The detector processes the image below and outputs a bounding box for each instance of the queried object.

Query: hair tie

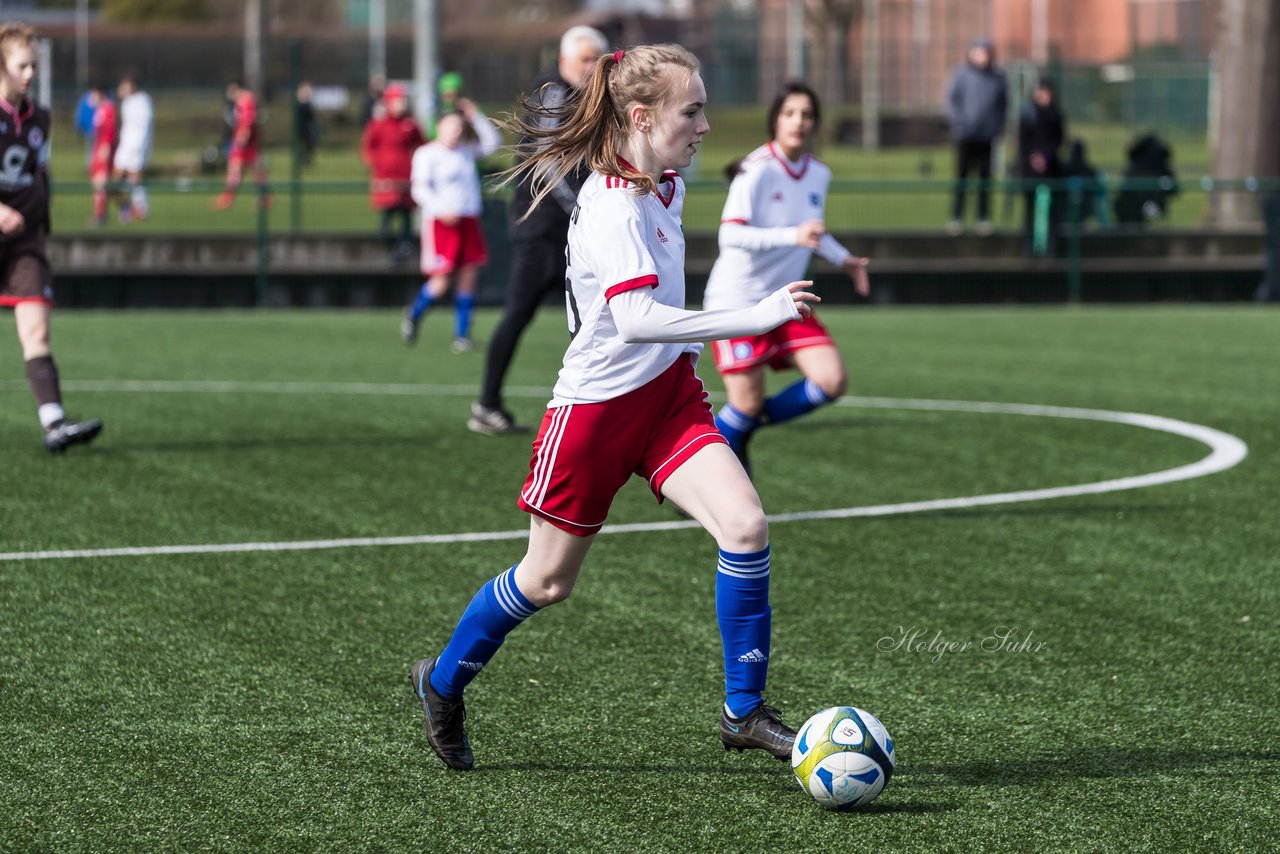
[613,49,625,63]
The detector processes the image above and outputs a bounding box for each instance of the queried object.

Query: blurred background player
[467,24,608,435]
[88,83,116,227]
[213,80,267,210]
[402,98,500,353]
[0,23,102,452]
[703,82,869,476]
[295,81,320,168]
[945,37,1007,235]
[112,75,153,223]
[361,82,424,264]
[411,44,817,771]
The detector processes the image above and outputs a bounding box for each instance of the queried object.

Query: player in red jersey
[0,23,102,452]
[409,44,817,771]
[88,85,116,227]
[213,81,268,210]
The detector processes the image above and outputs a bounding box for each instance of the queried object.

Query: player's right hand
[796,220,825,249]
[785,280,820,318]
[0,204,25,235]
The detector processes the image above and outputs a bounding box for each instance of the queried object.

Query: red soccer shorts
[421,215,487,276]
[228,144,259,167]
[517,354,727,537]
[711,313,835,374]
[89,155,112,181]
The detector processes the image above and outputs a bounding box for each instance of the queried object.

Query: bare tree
[1212,0,1280,224]
[805,0,861,144]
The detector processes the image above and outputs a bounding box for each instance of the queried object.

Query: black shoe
[409,657,474,771]
[44,419,103,454]
[400,310,419,346]
[720,704,795,761]
[467,402,530,436]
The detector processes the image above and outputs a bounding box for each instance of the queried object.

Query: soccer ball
[791,706,896,810]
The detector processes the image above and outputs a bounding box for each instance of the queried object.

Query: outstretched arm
[611,282,818,344]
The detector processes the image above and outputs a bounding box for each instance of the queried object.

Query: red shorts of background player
[711,313,835,374]
[420,215,487,276]
[89,155,112,181]
[517,354,727,537]
[228,144,259,168]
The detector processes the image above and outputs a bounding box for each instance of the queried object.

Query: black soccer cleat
[44,419,103,454]
[400,310,419,346]
[409,656,475,771]
[720,704,796,761]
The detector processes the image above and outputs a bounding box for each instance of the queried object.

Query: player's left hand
[0,203,24,235]
[843,255,870,297]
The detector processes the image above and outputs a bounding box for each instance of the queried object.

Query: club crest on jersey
[733,342,753,360]
[656,227,668,243]
[771,191,784,202]
[0,122,7,135]
[809,192,821,206]
[28,127,43,148]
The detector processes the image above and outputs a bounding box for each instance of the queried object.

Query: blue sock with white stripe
[716,545,771,718]
[454,293,475,339]
[428,565,539,698]
[714,403,760,453]
[409,283,434,321]
[764,379,833,425]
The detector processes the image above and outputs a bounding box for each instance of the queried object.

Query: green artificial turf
[1,305,1277,851]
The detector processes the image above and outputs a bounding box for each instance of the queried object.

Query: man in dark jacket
[468,25,608,435]
[946,38,1008,235]
[1018,78,1065,255]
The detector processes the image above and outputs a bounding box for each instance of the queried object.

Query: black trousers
[952,139,993,221]
[479,231,568,409]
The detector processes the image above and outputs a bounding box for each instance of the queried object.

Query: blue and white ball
[791,706,896,810]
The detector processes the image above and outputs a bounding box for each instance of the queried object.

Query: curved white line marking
[0,389,1248,562]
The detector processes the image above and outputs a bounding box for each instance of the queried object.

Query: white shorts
[113,142,150,174]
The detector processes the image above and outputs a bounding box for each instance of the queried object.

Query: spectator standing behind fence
[361,83,424,265]
[360,73,386,128]
[401,98,500,353]
[1017,78,1065,256]
[74,87,98,166]
[213,81,268,211]
[88,85,116,228]
[467,24,608,435]
[945,37,1007,236]
[295,81,320,167]
[0,22,102,452]
[112,75,153,223]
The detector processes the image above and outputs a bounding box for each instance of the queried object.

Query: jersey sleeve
[410,146,433,212]
[584,190,660,301]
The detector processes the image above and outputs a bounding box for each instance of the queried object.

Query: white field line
[0,384,1248,562]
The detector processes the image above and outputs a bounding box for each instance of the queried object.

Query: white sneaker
[945,219,964,236]
[975,220,994,236]
[450,337,474,354]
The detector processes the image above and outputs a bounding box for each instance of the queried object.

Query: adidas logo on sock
[458,660,485,672]
[736,648,768,663]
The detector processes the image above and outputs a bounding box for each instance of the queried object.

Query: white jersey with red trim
[551,169,696,406]
[703,142,848,310]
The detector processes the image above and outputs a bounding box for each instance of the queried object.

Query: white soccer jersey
[703,143,850,310]
[410,111,500,218]
[551,170,697,406]
[113,91,153,172]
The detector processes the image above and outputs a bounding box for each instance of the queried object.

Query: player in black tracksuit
[467,26,607,435]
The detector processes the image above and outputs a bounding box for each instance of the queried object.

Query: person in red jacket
[361,83,425,263]
[213,80,268,211]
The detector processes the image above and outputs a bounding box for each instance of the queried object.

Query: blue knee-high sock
[454,294,475,339]
[715,403,760,453]
[410,283,434,321]
[764,379,833,425]
[428,565,539,698]
[716,545,771,718]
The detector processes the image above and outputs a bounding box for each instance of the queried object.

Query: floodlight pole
[75,0,88,92]
[370,0,387,80]
[413,0,439,131]
[244,0,266,95]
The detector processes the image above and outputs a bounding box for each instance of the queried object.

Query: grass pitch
[1,305,1277,851]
